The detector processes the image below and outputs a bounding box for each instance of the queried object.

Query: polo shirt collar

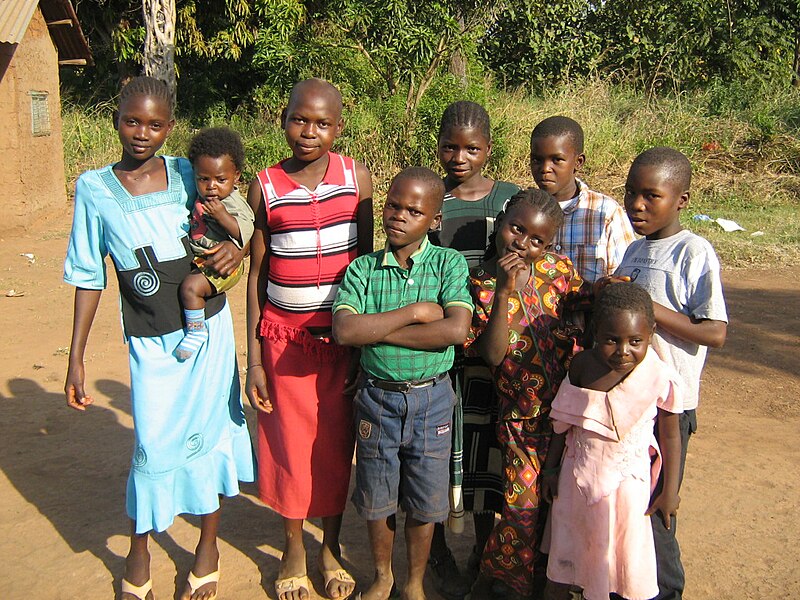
[560,178,588,214]
[381,235,431,268]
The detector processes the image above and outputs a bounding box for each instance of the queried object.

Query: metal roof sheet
[0,0,39,44]
[0,0,91,65]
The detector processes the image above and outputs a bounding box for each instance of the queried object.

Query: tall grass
[61,78,800,267]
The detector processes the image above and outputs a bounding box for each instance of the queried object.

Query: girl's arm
[355,161,374,256]
[540,430,567,503]
[64,288,102,411]
[243,181,273,414]
[647,408,682,527]
[653,304,727,348]
[475,254,528,366]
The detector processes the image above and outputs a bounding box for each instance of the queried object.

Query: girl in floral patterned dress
[464,189,584,600]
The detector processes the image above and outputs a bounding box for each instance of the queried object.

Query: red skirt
[257,320,354,519]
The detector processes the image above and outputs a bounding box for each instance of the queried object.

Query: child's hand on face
[410,302,444,323]
[496,252,529,294]
[646,490,680,529]
[202,198,230,220]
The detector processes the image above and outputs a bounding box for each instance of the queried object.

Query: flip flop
[275,574,311,600]
[320,567,356,600]
[121,578,153,600]
[185,562,220,600]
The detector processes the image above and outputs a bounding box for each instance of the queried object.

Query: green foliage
[62,78,800,267]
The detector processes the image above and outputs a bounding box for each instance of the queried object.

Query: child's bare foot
[180,542,220,600]
[360,570,394,600]
[276,544,309,600]
[318,545,356,599]
[121,548,152,600]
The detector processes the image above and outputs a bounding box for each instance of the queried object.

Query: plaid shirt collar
[560,178,589,215]
[380,235,431,268]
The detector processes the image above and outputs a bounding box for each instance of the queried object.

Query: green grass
[61,78,800,267]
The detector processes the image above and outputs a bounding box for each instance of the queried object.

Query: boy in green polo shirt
[333,166,473,600]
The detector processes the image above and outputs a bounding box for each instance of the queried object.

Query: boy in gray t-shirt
[601,147,727,600]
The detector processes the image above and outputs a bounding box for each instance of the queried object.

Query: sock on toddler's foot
[174,308,208,360]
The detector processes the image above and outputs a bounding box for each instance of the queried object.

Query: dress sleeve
[439,251,473,313]
[656,370,684,414]
[332,255,370,315]
[63,174,108,290]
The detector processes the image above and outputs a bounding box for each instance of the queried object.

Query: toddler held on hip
[175,126,254,360]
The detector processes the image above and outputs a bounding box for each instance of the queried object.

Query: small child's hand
[646,491,680,529]
[592,275,631,296]
[202,198,230,220]
[496,252,528,294]
[410,302,444,323]
[539,467,560,503]
[245,366,273,414]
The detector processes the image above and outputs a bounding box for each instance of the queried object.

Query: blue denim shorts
[351,374,456,522]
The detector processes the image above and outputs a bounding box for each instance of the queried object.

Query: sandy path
[0,227,797,599]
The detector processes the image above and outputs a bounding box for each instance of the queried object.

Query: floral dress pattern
[465,252,583,596]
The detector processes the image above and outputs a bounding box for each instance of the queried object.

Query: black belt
[368,372,447,393]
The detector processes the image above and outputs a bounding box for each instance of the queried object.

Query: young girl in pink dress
[540,282,683,600]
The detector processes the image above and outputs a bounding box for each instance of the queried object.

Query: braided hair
[483,188,564,261]
[594,282,656,330]
[438,101,491,142]
[119,76,174,118]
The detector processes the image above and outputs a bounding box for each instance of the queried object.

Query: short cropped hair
[119,76,174,118]
[391,167,446,211]
[188,127,245,171]
[631,146,692,191]
[438,101,491,142]
[484,188,563,261]
[595,282,656,330]
[286,78,343,119]
[531,116,584,153]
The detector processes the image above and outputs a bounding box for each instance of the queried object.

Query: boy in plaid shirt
[333,167,473,600]
[530,115,636,284]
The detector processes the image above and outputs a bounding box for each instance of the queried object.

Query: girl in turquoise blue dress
[63,76,255,600]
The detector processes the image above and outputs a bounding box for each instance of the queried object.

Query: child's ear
[166,118,175,135]
[112,110,120,131]
[429,211,443,232]
[677,190,690,210]
[335,117,344,137]
[574,152,586,171]
[486,141,493,159]
[280,107,288,129]
[234,169,242,184]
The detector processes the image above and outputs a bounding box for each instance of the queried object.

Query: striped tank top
[257,152,360,330]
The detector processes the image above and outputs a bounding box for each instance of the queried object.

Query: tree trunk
[142,0,177,104]
[792,26,799,88]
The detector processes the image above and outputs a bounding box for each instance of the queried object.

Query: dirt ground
[0,223,797,600]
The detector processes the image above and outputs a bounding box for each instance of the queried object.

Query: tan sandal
[275,574,311,600]
[320,567,356,599]
[121,578,153,600]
